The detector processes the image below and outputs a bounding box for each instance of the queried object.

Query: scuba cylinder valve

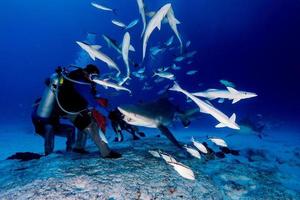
[36,71,62,119]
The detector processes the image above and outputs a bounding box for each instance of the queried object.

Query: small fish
[183,145,201,159]
[91,2,116,13]
[112,19,127,28]
[150,46,165,56]
[165,36,174,46]
[191,137,208,154]
[160,151,177,163]
[149,150,161,158]
[132,72,143,78]
[154,77,165,83]
[126,19,139,29]
[209,137,228,147]
[142,85,152,90]
[171,64,181,70]
[157,89,166,95]
[168,161,195,180]
[157,66,170,72]
[186,51,197,58]
[137,67,145,74]
[174,56,185,62]
[186,40,191,48]
[187,61,193,65]
[220,79,236,88]
[186,70,198,75]
[153,71,175,80]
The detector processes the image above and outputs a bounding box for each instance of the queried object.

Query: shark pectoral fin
[90,54,96,61]
[129,44,136,52]
[199,108,209,114]
[229,113,236,122]
[157,21,162,30]
[157,125,182,149]
[218,98,225,103]
[215,123,226,128]
[232,98,241,104]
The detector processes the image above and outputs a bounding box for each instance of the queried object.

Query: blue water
[0,0,300,199]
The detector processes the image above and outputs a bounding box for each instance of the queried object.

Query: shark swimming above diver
[117,98,194,148]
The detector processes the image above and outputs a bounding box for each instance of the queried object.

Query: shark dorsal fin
[91,45,102,50]
[207,89,217,92]
[227,87,238,94]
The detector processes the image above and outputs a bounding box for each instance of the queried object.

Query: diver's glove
[105,150,122,159]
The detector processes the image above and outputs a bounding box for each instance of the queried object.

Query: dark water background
[0,0,299,129]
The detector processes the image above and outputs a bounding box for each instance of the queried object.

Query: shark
[136,0,146,37]
[117,98,192,148]
[142,3,172,60]
[169,82,240,130]
[166,6,183,53]
[102,34,138,68]
[192,87,257,104]
[76,41,120,75]
[119,32,131,86]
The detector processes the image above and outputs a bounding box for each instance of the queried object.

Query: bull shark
[142,3,172,60]
[192,87,257,104]
[117,98,192,148]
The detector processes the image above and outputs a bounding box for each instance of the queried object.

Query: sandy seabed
[0,125,299,200]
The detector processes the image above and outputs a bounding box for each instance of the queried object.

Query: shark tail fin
[169,81,182,92]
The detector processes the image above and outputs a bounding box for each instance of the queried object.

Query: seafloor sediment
[0,137,299,200]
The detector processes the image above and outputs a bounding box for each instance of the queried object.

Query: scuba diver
[32,64,121,158]
[108,109,145,142]
[32,97,75,155]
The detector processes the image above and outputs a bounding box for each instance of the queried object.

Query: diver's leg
[126,125,140,140]
[85,121,111,157]
[73,130,88,153]
[44,125,55,155]
[54,124,75,152]
[157,125,182,149]
[111,122,121,142]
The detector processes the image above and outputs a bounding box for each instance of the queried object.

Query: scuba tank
[36,71,62,119]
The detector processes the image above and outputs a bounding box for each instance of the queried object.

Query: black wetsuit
[58,68,98,130]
